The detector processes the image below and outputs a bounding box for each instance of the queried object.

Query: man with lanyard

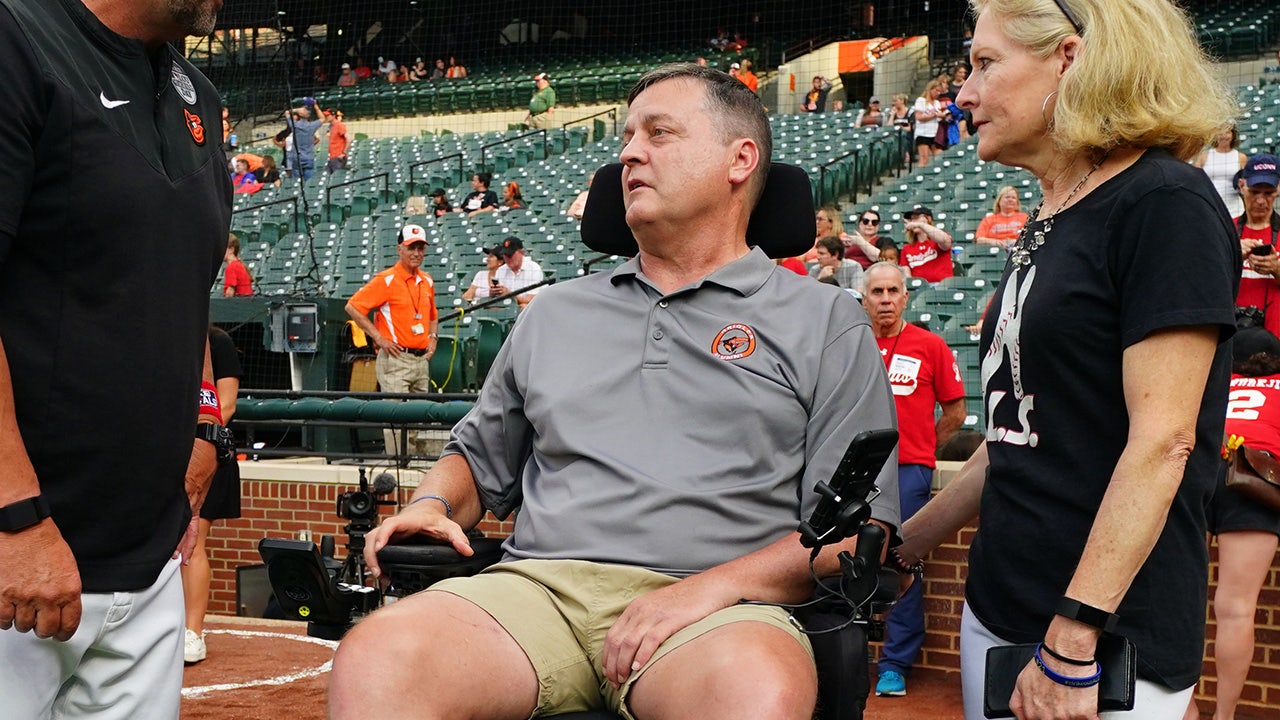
[1235,153,1280,337]
[860,261,965,698]
[0,0,232,716]
[524,72,556,130]
[345,224,439,462]
[899,205,954,284]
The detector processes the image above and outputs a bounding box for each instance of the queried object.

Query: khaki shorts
[431,559,813,719]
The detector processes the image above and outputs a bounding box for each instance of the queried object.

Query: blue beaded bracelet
[409,494,453,517]
[1032,643,1101,688]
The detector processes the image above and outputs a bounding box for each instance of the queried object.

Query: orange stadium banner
[837,37,918,73]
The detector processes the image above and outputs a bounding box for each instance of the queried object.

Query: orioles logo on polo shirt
[184,109,205,145]
[711,323,756,361]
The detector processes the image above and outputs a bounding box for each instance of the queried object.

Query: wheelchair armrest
[375,533,506,596]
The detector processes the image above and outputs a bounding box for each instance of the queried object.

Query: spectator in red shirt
[898,205,954,283]
[1235,153,1280,336]
[222,235,253,297]
[324,108,349,173]
[860,261,964,697]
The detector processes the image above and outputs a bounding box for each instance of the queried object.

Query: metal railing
[324,171,390,209]
[408,152,466,192]
[817,147,866,207]
[563,108,619,141]
[438,276,558,323]
[479,130,548,173]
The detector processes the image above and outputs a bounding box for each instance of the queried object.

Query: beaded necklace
[1010,152,1109,268]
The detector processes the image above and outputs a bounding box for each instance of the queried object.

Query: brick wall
[208,468,1280,715]
[204,469,513,619]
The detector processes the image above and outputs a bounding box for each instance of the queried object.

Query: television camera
[258,468,502,640]
[259,468,397,640]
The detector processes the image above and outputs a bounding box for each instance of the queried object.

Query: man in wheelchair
[328,64,900,720]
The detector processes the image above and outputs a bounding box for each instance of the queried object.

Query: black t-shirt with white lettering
[0,0,231,591]
[969,148,1238,689]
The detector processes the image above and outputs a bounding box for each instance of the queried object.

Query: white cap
[341,63,351,69]
[730,62,740,69]
[399,224,428,245]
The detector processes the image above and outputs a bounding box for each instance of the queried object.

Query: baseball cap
[398,224,427,246]
[496,237,524,255]
[1233,327,1280,364]
[869,96,881,104]
[534,72,550,81]
[730,62,740,69]
[904,205,933,219]
[1242,153,1280,188]
[341,63,351,69]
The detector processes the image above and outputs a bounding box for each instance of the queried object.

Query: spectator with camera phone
[1235,154,1280,335]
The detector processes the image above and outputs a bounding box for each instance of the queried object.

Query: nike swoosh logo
[99,92,130,109]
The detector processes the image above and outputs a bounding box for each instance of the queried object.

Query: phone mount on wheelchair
[792,428,899,641]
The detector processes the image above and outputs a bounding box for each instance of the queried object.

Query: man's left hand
[601,574,736,688]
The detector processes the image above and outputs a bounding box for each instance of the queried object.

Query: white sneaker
[184,629,207,664]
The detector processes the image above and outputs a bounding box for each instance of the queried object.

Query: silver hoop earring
[1041,90,1059,127]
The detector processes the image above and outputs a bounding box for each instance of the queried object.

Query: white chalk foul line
[182,628,339,699]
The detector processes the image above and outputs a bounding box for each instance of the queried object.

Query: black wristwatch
[1056,597,1120,634]
[0,495,51,533]
[195,423,236,465]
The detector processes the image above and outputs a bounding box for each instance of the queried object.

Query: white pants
[960,603,1194,720]
[0,556,185,720]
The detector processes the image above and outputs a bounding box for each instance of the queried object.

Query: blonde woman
[912,79,947,166]
[894,0,1238,717]
[974,186,1028,249]
[1194,123,1247,218]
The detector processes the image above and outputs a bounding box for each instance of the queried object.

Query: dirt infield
[181,617,334,720]
[180,615,963,720]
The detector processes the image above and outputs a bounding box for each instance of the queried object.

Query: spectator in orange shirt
[344,224,439,460]
[324,108,349,173]
[974,186,1028,250]
[736,58,758,94]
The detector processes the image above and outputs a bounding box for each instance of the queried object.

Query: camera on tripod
[258,468,397,640]
[336,470,396,528]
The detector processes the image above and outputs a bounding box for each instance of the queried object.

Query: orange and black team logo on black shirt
[711,323,757,361]
[184,109,205,145]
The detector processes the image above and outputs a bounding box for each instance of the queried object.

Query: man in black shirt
[458,171,499,216]
[0,0,231,717]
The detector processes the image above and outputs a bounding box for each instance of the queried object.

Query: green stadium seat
[429,332,474,393]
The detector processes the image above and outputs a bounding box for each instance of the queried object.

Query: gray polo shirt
[808,258,866,291]
[444,247,900,577]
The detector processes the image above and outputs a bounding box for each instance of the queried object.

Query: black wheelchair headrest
[580,162,815,259]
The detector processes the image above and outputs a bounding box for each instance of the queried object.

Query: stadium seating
[302,47,757,122]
